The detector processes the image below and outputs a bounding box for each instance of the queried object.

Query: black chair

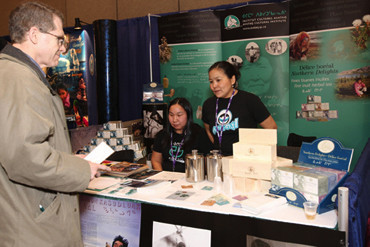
[107,150,135,163]
[277,146,301,163]
[287,133,317,147]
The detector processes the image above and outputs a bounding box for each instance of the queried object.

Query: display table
[82,172,345,247]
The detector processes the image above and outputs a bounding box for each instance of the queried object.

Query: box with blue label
[143,82,164,103]
[269,137,353,214]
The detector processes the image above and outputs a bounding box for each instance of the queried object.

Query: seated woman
[151,97,212,172]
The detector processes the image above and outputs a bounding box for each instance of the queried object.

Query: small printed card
[181,185,194,189]
[166,190,195,200]
[233,195,248,201]
[201,199,216,206]
[201,186,213,191]
[210,194,230,206]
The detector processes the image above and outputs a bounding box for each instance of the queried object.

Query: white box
[271,165,310,188]
[91,138,105,146]
[233,142,276,161]
[238,128,277,145]
[232,176,271,193]
[222,156,293,180]
[293,171,329,196]
[103,122,117,130]
[122,135,133,145]
[105,138,117,146]
[97,130,111,139]
[110,129,124,138]
[228,158,272,180]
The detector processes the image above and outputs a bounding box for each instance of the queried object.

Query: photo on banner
[79,194,141,247]
[152,221,211,247]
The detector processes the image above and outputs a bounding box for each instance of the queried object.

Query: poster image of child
[106,235,129,247]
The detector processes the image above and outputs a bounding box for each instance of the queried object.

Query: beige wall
[0,0,250,37]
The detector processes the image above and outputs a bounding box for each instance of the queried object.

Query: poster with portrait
[47,30,94,128]
[142,103,167,139]
[79,194,141,247]
[142,103,167,152]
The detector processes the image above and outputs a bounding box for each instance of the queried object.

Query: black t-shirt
[202,90,271,156]
[152,123,212,172]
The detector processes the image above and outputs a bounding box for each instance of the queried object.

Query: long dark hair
[208,61,241,88]
[161,97,195,149]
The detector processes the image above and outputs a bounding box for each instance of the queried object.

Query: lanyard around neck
[170,131,186,171]
[215,89,235,152]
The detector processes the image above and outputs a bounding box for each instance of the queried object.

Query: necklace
[214,89,235,153]
[170,131,186,171]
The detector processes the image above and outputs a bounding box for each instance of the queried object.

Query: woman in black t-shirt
[151,97,212,172]
[202,61,277,156]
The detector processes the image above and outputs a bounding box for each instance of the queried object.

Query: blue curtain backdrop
[116,16,160,122]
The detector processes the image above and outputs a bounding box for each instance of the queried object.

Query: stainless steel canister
[185,150,204,183]
[206,150,223,182]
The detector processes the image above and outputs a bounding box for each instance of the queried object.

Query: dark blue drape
[116,16,160,122]
[342,138,370,247]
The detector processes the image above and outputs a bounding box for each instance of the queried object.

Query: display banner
[48,30,92,128]
[289,0,370,168]
[79,194,141,247]
[158,1,290,145]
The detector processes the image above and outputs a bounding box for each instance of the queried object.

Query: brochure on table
[269,137,353,214]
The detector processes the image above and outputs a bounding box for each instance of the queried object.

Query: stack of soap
[222,128,293,193]
[271,163,345,203]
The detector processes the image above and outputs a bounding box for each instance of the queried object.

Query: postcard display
[83,121,146,161]
[269,137,353,214]
[222,129,293,193]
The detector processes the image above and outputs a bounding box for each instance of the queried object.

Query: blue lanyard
[170,131,185,171]
[215,89,235,152]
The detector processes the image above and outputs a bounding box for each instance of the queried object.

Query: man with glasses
[0,2,109,246]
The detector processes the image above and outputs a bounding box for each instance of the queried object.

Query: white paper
[84,142,114,164]
[149,171,185,181]
[87,176,121,190]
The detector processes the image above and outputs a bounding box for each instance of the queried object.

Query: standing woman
[202,61,277,156]
[151,98,212,172]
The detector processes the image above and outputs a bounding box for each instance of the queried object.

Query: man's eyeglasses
[41,31,65,47]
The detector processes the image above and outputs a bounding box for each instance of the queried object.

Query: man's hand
[88,161,111,180]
